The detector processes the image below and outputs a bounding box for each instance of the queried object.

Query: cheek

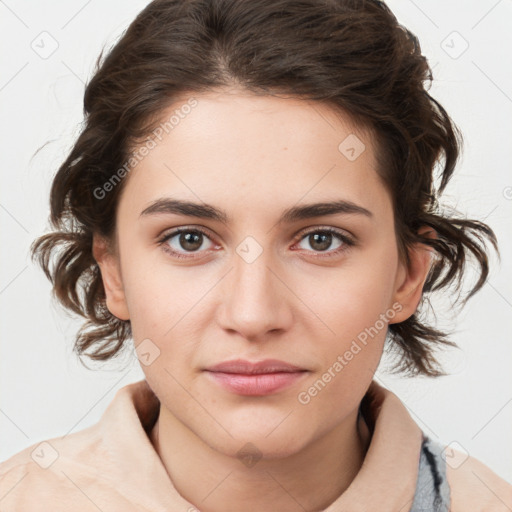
[297,281,390,418]
[118,240,194,334]
[298,255,397,337]
[119,246,206,372]
[292,246,397,394]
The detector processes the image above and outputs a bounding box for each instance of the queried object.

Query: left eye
[296,230,345,253]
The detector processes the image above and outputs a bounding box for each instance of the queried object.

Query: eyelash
[156,226,356,260]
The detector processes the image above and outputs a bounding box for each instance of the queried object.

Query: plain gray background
[1,0,511,485]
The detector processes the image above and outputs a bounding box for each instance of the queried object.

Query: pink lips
[204,359,308,396]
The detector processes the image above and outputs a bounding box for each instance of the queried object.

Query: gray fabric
[409,434,451,512]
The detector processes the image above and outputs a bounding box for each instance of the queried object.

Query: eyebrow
[139,198,373,224]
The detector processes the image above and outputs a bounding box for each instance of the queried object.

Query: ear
[389,226,436,324]
[92,234,130,321]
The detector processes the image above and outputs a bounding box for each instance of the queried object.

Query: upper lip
[205,359,306,374]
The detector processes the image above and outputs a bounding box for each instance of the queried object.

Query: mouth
[203,359,309,396]
[204,358,306,374]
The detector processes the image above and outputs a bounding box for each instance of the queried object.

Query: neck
[150,404,371,512]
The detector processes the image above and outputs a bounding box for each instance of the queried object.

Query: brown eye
[298,230,343,253]
[307,232,336,252]
[158,227,216,259]
[294,228,355,258]
[178,231,204,251]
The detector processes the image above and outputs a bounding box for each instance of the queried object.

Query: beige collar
[97,379,422,511]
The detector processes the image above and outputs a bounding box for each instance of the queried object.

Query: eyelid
[296,225,355,241]
[158,225,215,240]
[158,224,355,242]
[157,224,217,243]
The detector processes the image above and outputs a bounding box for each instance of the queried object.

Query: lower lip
[205,371,308,396]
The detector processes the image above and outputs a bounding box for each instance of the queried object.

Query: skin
[93,88,433,512]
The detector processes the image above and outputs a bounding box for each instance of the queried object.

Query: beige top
[0,379,510,511]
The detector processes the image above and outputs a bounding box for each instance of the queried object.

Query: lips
[205,358,306,374]
[203,359,308,396]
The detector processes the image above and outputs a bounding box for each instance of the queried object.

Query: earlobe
[390,227,436,324]
[92,234,130,321]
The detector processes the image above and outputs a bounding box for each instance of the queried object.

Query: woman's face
[95,89,427,458]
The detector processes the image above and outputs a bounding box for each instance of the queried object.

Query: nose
[216,246,294,342]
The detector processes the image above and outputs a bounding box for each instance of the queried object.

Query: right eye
[157,227,219,259]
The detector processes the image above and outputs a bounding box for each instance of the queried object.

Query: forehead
[119,89,390,221]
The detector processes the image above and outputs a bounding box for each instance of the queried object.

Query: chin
[202,423,311,462]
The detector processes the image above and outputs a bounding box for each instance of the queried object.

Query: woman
[1,0,510,510]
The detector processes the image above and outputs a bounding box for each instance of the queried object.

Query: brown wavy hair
[31,0,498,376]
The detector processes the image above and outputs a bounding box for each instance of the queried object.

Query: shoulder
[0,458,86,511]
[0,428,108,511]
[446,448,512,512]
[0,380,159,510]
